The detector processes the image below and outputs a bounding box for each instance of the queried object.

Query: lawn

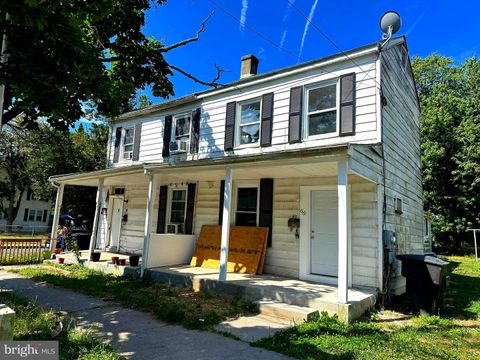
[12,264,255,330]
[0,290,123,360]
[254,255,480,360]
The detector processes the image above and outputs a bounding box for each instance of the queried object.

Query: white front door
[310,190,338,277]
[109,198,123,250]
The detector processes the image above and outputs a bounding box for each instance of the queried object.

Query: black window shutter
[190,108,201,154]
[259,178,274,247]
[162,115,172,158]
[132,123,142,161]
[260,93,274,147]
[288,86,303,143]
[185,183,197,234]
[339,73,356,136]
[218,180,225,225]
[156,185,168,233]
[224,102,236,151]
[26,189,31,201]
[113,127,122,163]
[24,208,29,221]
[43,210,48,222]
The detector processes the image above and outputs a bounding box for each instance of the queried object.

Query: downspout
[140,170,155,278]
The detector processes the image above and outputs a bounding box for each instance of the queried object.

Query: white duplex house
[49,36,425,321]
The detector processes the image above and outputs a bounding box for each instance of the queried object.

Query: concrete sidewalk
[0,270,291,360]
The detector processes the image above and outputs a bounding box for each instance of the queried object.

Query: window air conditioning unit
[170,139,188,154]
[123,151,133,160]
[166,223,185,234]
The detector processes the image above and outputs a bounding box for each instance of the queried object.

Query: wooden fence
[0,238,47,265]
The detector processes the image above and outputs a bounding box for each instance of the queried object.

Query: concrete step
[255,300,319,323]
[214,314,292,342]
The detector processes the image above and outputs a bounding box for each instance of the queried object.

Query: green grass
[444,255,480,319]
[0,233,49,238]
[0,291,123,360]
[253,255,480,359]
[12,264,255,330]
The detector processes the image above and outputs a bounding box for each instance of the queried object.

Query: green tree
[413,55,480,252]
[0,2,220,129]
[0,127,31,229]
[27,123,109,225]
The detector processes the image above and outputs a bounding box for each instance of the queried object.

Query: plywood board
[190,225,269,274]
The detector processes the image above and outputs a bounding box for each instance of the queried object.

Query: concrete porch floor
[147,265,377,322]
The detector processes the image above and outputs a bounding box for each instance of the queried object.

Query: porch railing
[0,238,47,265]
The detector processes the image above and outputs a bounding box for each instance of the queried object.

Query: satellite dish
[380,11,401,37]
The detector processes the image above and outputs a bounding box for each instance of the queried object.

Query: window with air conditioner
[122,127,134,160]
[170,113,191,154]
[236,99,261,147]
[304,81,338,138]
[167,188,187,233]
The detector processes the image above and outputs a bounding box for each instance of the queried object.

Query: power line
[286,0,382,89]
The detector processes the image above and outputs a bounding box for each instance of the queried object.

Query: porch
[147,265,376,323]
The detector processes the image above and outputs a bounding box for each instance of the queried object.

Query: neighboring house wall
[0,189,51,232]
[381,44,424,293]
[107,54,379,167]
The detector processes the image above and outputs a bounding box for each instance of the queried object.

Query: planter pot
[111,256,119,265]
[129,255,140,267]
[118,258,126,266]
[91,252,101,262]
[58,257,65,264]
[54,248,61,254]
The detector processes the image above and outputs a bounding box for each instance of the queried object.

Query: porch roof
[48,144,375,186]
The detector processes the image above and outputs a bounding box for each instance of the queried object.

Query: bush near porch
[11,264,256,330]
[0,291,123,360]
[254,256,480,359]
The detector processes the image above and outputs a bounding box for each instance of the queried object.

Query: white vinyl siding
[108,53,378,167]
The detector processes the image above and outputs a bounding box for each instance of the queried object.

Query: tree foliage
[0,128,30,226]
[413,55,480,252]
[0,1,219,130]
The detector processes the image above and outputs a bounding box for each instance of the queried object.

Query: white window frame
[303,79,340,140]
[232,180,260,226]
[235,98,262,148]
[171,112,192,153]
[27,209,43,222]
[121,127,135,161]
[166,186,188,225]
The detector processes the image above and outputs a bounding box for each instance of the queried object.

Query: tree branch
[161,11,214,53]
[169,64,226,88]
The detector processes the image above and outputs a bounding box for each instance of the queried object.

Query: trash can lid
[396,254,449,266]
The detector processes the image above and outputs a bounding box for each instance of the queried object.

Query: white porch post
[219,167,233,281]
[49,183,64,251]
[88,178,104,261]
[338,160,349,304]
[141,171,157,277]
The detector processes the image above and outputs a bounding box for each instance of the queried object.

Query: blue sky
[77,0,479,127]
[140,0,478,102]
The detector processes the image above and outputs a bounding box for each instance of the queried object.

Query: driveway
[0,270,291,360]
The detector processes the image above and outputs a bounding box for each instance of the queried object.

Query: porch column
[338,160,349,304]
[141,171,157,277]
[219,167,233,281]
[49,183,64,251]
[88,178,104,261]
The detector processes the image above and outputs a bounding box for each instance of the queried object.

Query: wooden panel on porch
[190,225,268,274]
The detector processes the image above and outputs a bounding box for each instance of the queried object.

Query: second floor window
[305,82,337,137]
[123,128,134,160]
[171,113,191,153]
[237,99,261,146]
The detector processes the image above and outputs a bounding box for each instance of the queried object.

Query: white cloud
[280,30,288,48]
[298,0,319,62]
[240,0,249,30]
[406,11,425,36]
[283,0,295,23]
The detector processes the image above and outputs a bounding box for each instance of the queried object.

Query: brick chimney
[240,54,259,79]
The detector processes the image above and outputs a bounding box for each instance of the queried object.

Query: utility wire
[286,0,382,89]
